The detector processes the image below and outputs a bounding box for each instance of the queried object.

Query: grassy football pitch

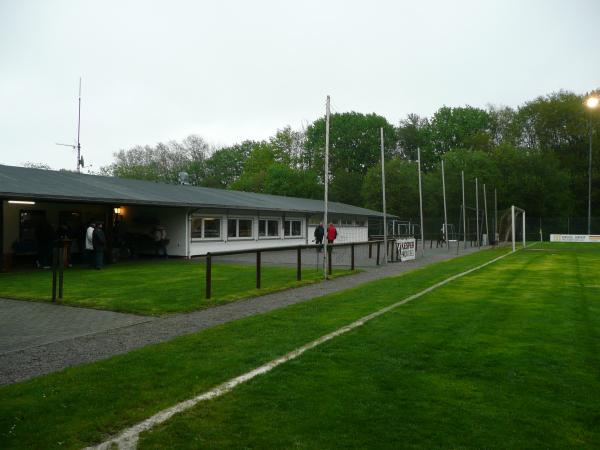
[1,243,599,449]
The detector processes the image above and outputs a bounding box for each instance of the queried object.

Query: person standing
[314,222,324,251]
[327,222,338,245]
[153,226,168,258]
[92,222,106,270]
[85,222,95,267]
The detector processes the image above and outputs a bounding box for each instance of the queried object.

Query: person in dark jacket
[327,223,338,244]
[314,222,324,252]
[92,222,106,269]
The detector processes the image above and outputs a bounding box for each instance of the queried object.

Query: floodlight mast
[441,159,448,251]
[584,91,599,234]
[380,127,388,264]
[323,95,330,279]
[417,147,425,257]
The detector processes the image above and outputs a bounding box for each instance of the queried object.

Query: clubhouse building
[0,164,385,269]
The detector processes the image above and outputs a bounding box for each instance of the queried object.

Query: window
[258,219,279,237]
[355,218,367,227]
[284,219,302,237]
[341,217,353,226]
[309,215,322,226]
[228,218,253,238]
[191,217,221,239]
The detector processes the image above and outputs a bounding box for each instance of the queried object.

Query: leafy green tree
[268,126,305,167]
[103,135,210,185]
[302,112,397,208]
[263,164,322,199]
[396,113,431,161]
[491,144,572,217]
[429,106,492,156]
[230,142,276,192]
[202,141,253,188]
[515,91,599,215]
[362,158,421,221]
[304,112,397,176]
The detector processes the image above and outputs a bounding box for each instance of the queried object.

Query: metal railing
[201,239,398,299]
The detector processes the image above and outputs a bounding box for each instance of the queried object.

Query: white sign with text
[550,234,600,243]
[397,238,416,261]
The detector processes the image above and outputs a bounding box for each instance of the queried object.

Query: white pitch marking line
[84,250,513,450]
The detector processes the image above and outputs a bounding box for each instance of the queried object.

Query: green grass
[1,245,599,449]
[0,260,353,315]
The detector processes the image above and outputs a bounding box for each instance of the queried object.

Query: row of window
[191,217,303,240]
[308,215,368,227]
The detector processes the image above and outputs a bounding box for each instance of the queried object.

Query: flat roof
[0,164,388,218]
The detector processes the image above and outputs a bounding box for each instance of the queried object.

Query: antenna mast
[77,77,82,173]
[56,77,84,172]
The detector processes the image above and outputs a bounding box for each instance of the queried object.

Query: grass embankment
[0,260,353,315]
[1,245,599,448]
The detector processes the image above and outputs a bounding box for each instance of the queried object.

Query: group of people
[85,222,106,269]
[313,222,338,250]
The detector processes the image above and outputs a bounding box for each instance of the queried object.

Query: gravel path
[0,244,481,386]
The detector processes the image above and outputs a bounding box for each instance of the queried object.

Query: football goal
[497,205,526,252]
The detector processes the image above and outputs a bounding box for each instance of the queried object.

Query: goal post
[511,205,526,252]
[498,206,526,251]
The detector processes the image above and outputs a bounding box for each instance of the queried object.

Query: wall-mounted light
[113,207,122,214]
[8,200,36,205]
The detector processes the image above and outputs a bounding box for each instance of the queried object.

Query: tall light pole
[323,95,330,279]
[417,148,425,257]
[380,127,387,264]
[585,93,599,234]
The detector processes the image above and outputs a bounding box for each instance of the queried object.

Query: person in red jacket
[327,223,338,244]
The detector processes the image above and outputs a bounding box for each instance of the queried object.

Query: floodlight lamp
[586,96,599,109]
[114,207,121,214]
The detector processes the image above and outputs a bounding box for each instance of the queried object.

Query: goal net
[497,206,526,251]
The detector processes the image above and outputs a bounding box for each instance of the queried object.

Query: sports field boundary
[86,248,516,450]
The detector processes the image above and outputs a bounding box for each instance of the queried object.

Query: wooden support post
[51,247,58,302]
[296,247,301,281]
[350,243,355,270]
[256,251,261,289]
[205,253,212,299]
[368,242,372,259]
[327,245,332,276]
[376,241,380,265]
[58,243,64,300]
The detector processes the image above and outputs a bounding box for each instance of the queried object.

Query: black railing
[202,239,397,299]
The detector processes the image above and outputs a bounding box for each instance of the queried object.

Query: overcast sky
[1,0,599,171]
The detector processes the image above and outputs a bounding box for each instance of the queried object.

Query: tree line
[101,90,599,224]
